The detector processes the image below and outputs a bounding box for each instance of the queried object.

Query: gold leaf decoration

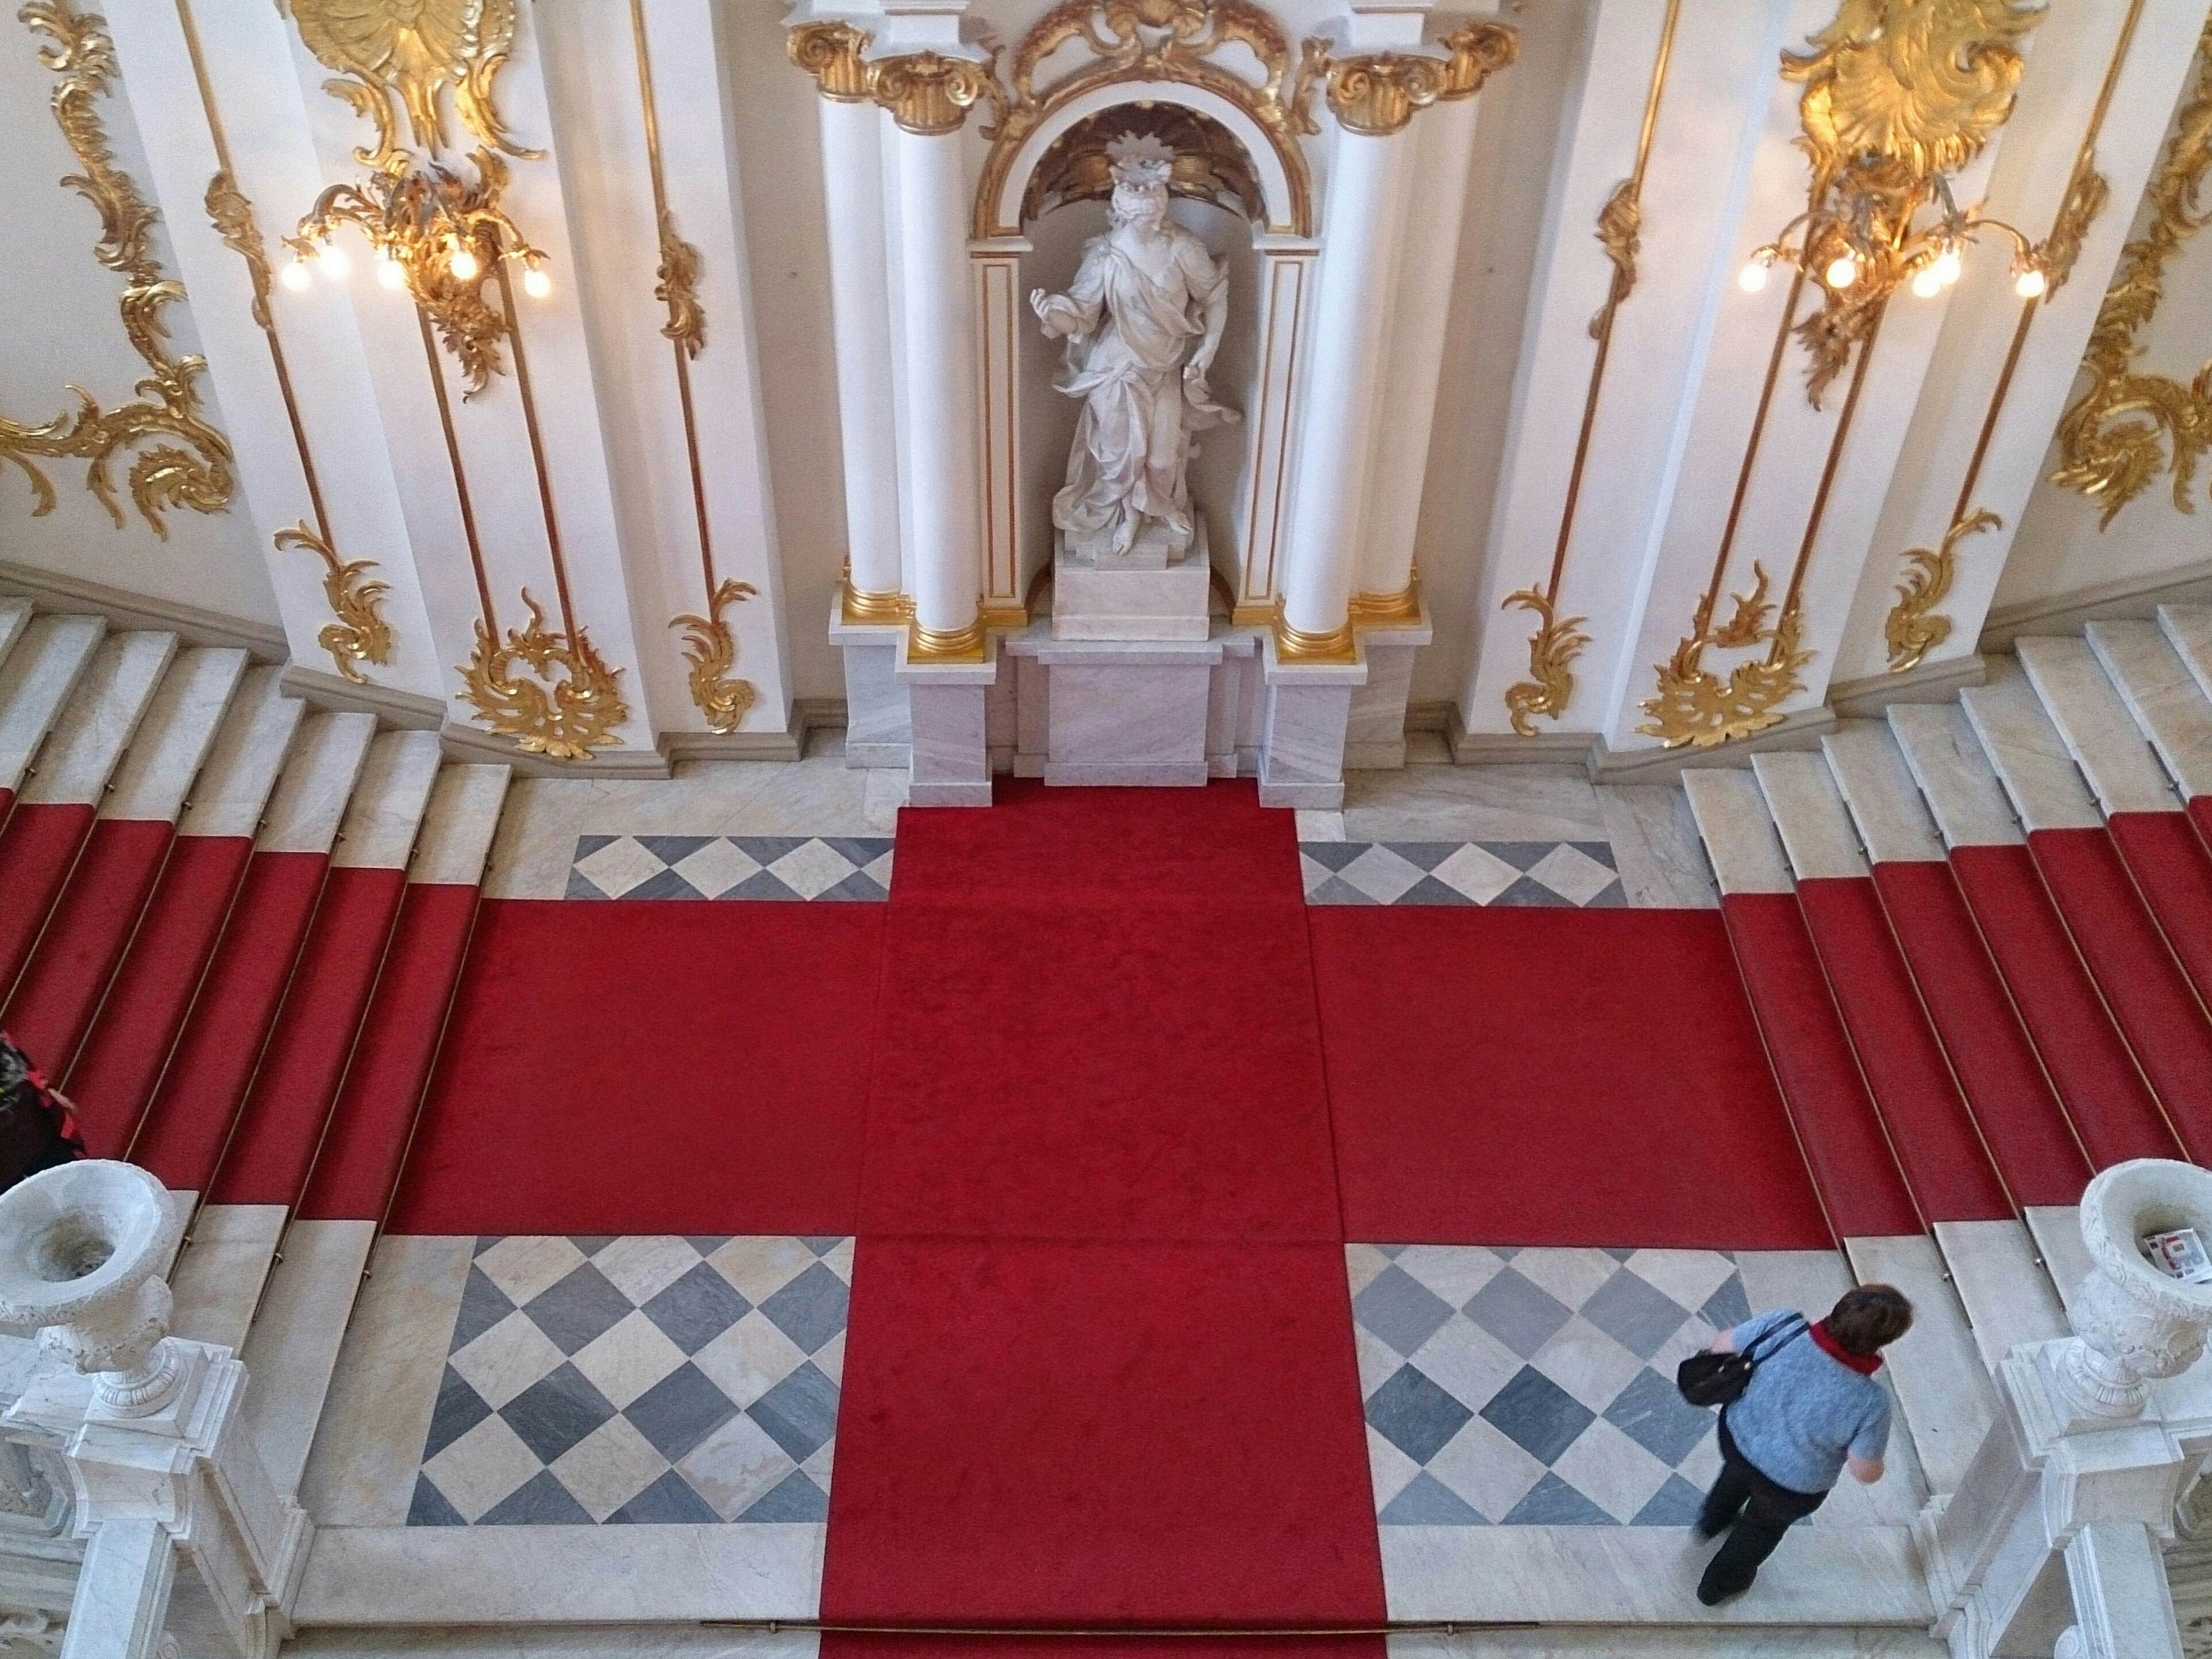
[975,0,1322,237]
[669,576,758,734]
[1638,603,1814,750]
[2037,163,2109,299]
[1324,53,1448,136]
[1591,179,1640,338]
[872,50,1003,137]
[1,1,234,538]
[204,169,272,330]
[275,520,394,684]
[1501,587,1590,737]
[1710,562,1775,648]
[787,20,874,102]
[1886,506,1997,672]
[458,590,627,761]
[2051,22,2212,526]
[654,210,704,359]
[283,0,540,171]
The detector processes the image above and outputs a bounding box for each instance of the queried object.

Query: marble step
[1841,1233,1994,1496]
[1887,702,2021,849]
[260,711,378,856]
[2025,1204,2092,1312]
[17,630,178,809]
[0,613,105,801]
[2160,604,2212,710]
[1680,768,1793,894]
[2087,618,2212,805]
[336,730,445,873]
[0,597,31,677]
[1822,723,1948,865]
[178,668,305,841]
[409,763,512,887]
[102,648,249,825]
[1752,752,1868,882]
[241,1218,376,1498]
[169,1202,286,1352]
[1959,670,2103,835]
[1930,1218,2068,1374]
[2015,636,2180,818]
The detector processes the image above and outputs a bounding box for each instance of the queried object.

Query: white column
[888,118,983,650]
[816,86,906,609]
[1361,90,1481,606]
[1278,124,1417,652]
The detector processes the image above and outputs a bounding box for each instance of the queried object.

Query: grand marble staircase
[1678,605,2212,1636]
[0,593,510,1530]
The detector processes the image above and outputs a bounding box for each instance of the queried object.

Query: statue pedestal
[1052,524,1212,642]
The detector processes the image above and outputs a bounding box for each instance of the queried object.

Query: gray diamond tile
[637,835,712,863]
[1479,1367,1594,1464]
[1306,875,1379,905]
[564,868,609,899]
[747,1361,839,1462]
[1579,1268,1692,1361]
[1354,1265,1456,1357]
[1701,1277,1754,1331]
[479,1468,595,1526]
[608,1469,721,1525]
[573,836,616,859]
[739,1468,830,1523]
[1604,1367,1715,1468]
[627,1363,739,1462]
[423,1365,492,1460]
[730,837,811,864]
[727,870,800,901]
[625,868,706,900]
[1490,875,1573,907]
[1299,841,1366,872]
[499,1363,617,1463]
[759,1262,849,1353]
[409,1474,466,1526]
[1378,1469,1485,1525]
[1463,1268,1573,1358]
[1366,1364,1474,1464]
[1385,842,1467,872]
[816,871,888,901]
[527,1265,635,1355]
[1501,1471,1612,1525]
[1478,841,1556,871]
[642,1263,753,1355]
[453,1266,518,1352]
[1396,875,1477,906]
[1632,1473,1708,1526]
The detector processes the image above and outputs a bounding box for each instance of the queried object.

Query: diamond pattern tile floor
[1303,841,1623,906]
[568,836,893,900]
[1350,1245,1749,1526]
[413,1235,850,1525]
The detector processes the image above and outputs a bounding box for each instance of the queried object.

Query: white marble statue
[1031,133,1238,566]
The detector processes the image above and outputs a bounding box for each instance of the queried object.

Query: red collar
[1810,1319,1882,1375]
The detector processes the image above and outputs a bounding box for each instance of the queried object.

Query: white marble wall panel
[0,614,103,797]
[101,647,246,823]
[832,621,912,769]
[2016,636,2180,817]
[1752,752,1868,882]
[1681,769,1792,895]
[1346,634,1424,769]
[1821,725,1947,866]
[178,668,303,841]
[903,678,991,808]
[1043,659,1211,786]
[2088,619,2212,801]
[0,598,30,672]
[17,629,174,805]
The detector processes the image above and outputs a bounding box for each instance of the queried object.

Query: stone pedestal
[1052,525,1212,642]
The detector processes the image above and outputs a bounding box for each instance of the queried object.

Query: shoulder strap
[1743,1314,1809,1366]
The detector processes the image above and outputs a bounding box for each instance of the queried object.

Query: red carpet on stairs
[822,1638,1382,1659]
[300,883,483,1222]
[1,818,172,1074]
[1947,844,2184,1167]
[66,834,254,1156]
[2026,827,2212,1163]
[132,850,333,1191]
[1793,878,2011,1222]
[1312,904,1831,1249]
[1713,894,1919,1239]
[821,1237,1384,1627]
[2190,795,2212,850]
[2105,810,2212,1012]
[1868,861,2091,1206]
[0,802,95,1000]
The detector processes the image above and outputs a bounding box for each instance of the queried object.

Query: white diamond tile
[475,1236,589,1307]
[1528,1315,1646,1415]
[1427,844,1521,904]
[569,1311,689,1411]
[673,840,761,897]
[1337,844,1427,904]
[1427,1415,1546,1523]
[448,1310,567,1410]
[1525,843,1618,905]
[768,838,863,899]
[691,1311,810,1410]
[1551,1418,1675,1522]
[1623,1249,1736,1314]
[1393,1245,1509,1307]
[423,1415,542,1522]
[573,837,666,897]
[708,1235,818,1303]
[1507,1248,1621,1310]
[549,1415,668,1522]
[676,1412,797,1522]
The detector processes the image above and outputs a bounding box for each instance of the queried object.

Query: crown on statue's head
[1105,132,1175,189]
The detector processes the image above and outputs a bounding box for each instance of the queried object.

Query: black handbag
[1675,1314,1808,1409]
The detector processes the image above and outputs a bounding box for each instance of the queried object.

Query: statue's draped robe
[1049,225,1234,561]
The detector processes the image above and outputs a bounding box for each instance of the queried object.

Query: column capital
[1437,18,1516,102]
[870,49,998,136]
[1323,52,1445,135]
[787,20,877,102]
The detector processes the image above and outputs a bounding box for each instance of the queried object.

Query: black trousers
[1697,1419,1827,1600]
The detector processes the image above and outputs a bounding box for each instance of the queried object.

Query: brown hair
[1826,1284,1914,1355]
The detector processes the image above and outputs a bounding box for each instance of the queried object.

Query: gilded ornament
[669,576,758,734]
[655,210,705,359]
[872,50,1002,137]
[2036,163,2108,298]
[282,0,539,172]
[1,1,234,538]
[1024,102,1264,226]
[203,170,272,330]
[457,590,627,761]
[2051,24,2212,526]
[1591,180,1640,338]
[1710,562,1775,649]
[908,617,989,663]
[1323,52,1447,136]
[1500,587,1589,738]
[1272,610,1356,664]
[976,0,1321,238]
[1885,506,1997,672]
[291,150,540,397]
[275,520,394,684]
[1638,602,1813,749]
[841,561,913,625]
[786,20,874,102]
[1437,20,1516,102]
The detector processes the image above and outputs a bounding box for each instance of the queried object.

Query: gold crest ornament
[1,1,234,538]
[458,591,627,762]
[282,0,540,173]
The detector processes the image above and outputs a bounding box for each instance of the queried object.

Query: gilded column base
[1231,600,1280,627]
[908,616,989,663]
[978,600,1031,629]
[841,571,914,626]
[1348,577,1423,625]
[1272,611,1358,664]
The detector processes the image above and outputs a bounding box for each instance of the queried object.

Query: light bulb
[449,245,481,281]
[2015,266,2047,299]
[280,256,312,292]
[374,253,405,290]
[1738,260,1770,293]
[316,242,349,279]
[1932,248,1963,287]
[1824,253,1859,290]
[521,264,552,299]
[1910,267,1944,299]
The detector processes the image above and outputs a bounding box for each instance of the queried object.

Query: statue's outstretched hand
[1031,288,1072,336]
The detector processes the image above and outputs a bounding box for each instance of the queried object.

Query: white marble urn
[2057,1158,2212,1422]
[0,1161,183,1415]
